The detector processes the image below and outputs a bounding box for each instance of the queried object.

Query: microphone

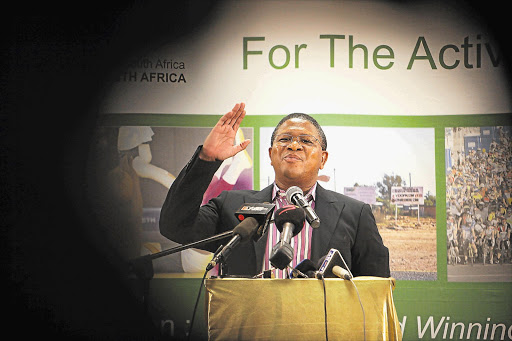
[206,217,260,271]
[316,248,353,280]
[286,186,320,228]
[332,266,351,280]
[235,202,275,241]
[270,205,306,270]
[290,258,317,278]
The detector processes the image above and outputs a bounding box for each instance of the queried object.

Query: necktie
[265,189,314,278]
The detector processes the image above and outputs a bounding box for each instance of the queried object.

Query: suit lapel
[311,184,345,261]
[247,185,274,273]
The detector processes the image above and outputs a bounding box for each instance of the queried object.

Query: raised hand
[199,103,251,162]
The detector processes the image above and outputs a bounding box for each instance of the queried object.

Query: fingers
[232,106,246,131]
[219,102,246,128]
[234,139,251,154]
[227,102,245,126]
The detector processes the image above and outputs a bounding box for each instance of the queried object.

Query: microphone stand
[128,230,233,314]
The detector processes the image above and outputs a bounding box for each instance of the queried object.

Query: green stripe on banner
[97,113,511,128]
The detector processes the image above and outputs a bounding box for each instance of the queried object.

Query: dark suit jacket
[160,146,390,278]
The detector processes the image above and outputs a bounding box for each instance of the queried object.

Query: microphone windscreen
[285,186,303,204]
[297,258,316,271]
[274,205,306,235]
[291,258,317,278]
[270,242,294,270]
[332,265,351,280]
[316,255,327,269]
[232,217,260,243]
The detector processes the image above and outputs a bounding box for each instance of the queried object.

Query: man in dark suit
[159,103,390,278]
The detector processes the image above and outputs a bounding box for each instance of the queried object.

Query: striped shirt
[263,183,316,278]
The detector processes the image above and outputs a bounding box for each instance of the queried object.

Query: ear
[319,151,328,170]
[268,147,273,166]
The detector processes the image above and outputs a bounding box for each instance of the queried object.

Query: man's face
[268,118,328,191]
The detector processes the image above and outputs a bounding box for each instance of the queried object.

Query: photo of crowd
[445,126,512,281]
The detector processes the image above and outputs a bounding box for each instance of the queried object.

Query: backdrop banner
[89,1,511,340]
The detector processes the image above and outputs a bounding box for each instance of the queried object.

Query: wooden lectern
[205,276,401,340]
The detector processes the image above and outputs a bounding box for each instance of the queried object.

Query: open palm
[200,103,251,161]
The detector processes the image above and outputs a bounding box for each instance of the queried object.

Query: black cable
[321,276,364,341]
[187,269,208,341]
[320,274,328,341]
[187,245,223,340]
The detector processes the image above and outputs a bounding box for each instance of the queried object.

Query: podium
[205,277,402,340]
